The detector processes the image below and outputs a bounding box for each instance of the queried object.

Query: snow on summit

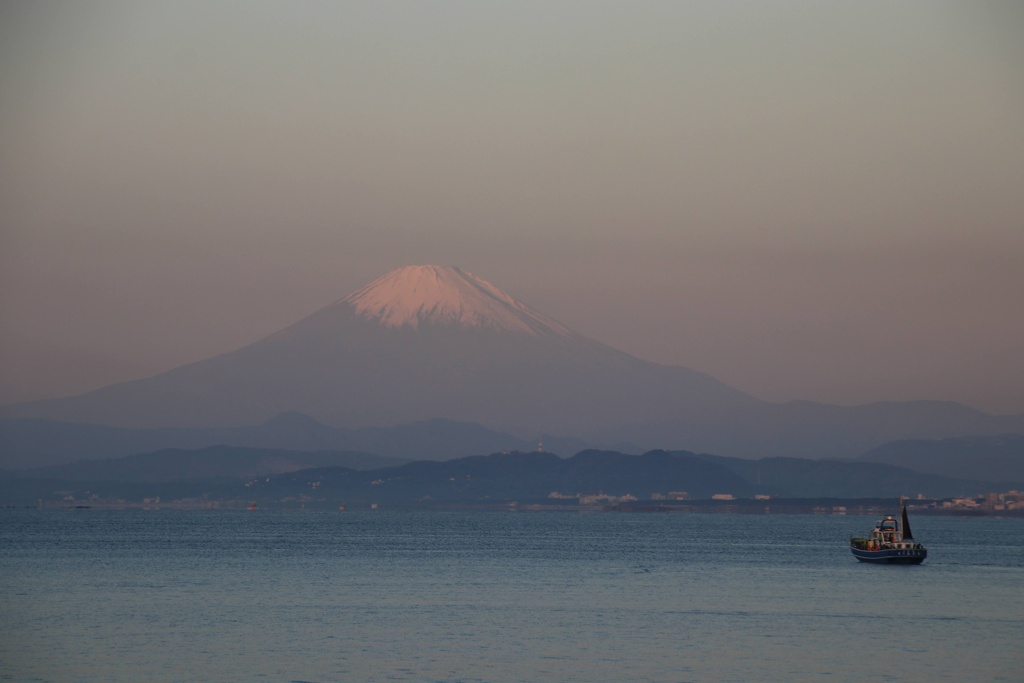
[341,265,573,336]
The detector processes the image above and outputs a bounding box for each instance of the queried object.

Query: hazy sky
[2,1,1022,415]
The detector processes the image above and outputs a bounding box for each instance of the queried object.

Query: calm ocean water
[2,509,1022,683]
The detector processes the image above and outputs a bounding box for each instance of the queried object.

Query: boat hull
[850,547,927,564]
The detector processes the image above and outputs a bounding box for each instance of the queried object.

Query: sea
[1,509,1021,683]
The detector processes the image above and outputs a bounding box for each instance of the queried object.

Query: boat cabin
[870,515,903,545]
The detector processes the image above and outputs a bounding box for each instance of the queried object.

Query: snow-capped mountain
[0,265,758,435]
[7,265,1022,458]
[343,265,573,336]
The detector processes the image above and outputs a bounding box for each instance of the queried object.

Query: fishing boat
[849,499,927,564]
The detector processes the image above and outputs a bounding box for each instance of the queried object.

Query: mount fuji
[5,265,1023,458]
[1,265,757,436]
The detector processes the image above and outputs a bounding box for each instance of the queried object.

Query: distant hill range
[857,435,1024,483]
[2,445,406,483]
[3,410,1023,480]
[255,449,753,504]
[1,446,1017,507]
[0,413,590,470]
[258,449,1009,503]
[3,265,1023,459]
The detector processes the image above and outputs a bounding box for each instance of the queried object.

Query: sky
[1,1,1023,415]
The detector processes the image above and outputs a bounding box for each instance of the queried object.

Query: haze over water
[3,510,1022,682]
